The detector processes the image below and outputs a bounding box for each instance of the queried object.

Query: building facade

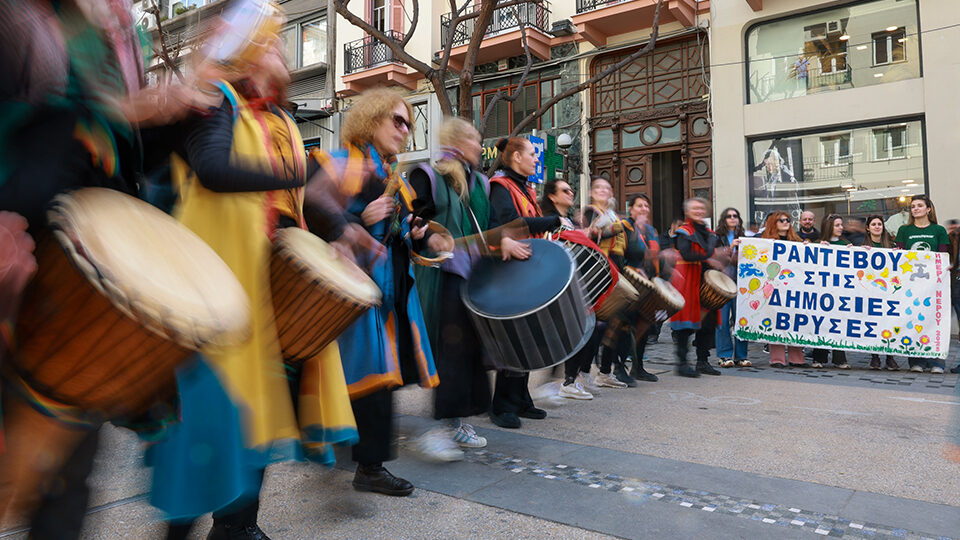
[711,0,960,231]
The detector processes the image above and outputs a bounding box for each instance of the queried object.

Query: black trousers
[433,275,490,419]
[491,371,534,415]
[675,313,718,364]
[564,326,600,381]
[29,427,100,540]
[351,388,396,465]
[813,348,847,365]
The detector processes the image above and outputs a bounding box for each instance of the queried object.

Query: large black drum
[462,239,594,371]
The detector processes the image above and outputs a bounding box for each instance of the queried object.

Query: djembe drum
[270,227,381,367]
[700,269,737,312]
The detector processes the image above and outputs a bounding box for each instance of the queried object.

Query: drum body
[700,269,737,311]
[270,228,381,367]
[594,278,641,321]
[553,230,614,311]
[13,189,249,419]
[462,239,594,372]
[633,275,686,323]
[204,0,283,73]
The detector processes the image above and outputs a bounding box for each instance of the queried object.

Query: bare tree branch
[511,0,665,138]
[400,0,418,48]
[477,9,533,137]
[455,0,499,118]
[147,2,185,83]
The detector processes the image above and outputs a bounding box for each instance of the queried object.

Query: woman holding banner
[760,212,806,367]
[859,215,901,371]
[895,195,949,374]
[714,208,750,368]
[813,214,851,369]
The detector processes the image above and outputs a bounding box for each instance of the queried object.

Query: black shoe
[696,361,721,376]
[632,368,659,382]
[353,464,414,496]
[676,364,700,378]
[951,365,960,374]
[518,407,547,419]
[613,364,637,387]
[489,410,522,428]
[207,524,270,540]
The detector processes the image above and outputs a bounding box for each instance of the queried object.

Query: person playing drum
[404,117,493,460]
[623,193,661,382]
[668,198,722,378]
[486,137,562,429]
[304,88,445,497]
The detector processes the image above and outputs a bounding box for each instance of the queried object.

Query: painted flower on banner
[901,336,912,347]
[762,318,772,328]
[881,329,893,339]
[738,318,748,327]
[919,335,930,345]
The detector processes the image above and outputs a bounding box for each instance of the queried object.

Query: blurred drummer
[623,194,660,382]
[154,38,327,539]
[486,137,562,429]
[304,88,443,497]
[408,118,491,461]
[669,198,722,378]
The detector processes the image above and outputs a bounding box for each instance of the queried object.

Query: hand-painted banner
[733,238,951,359]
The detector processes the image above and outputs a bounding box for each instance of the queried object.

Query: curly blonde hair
[340,87,414,150]
[435,117,480,196]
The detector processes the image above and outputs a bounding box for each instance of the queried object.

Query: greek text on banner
[733,238,951,359]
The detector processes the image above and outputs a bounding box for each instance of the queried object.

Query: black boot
[353,463,414,496]
[207,500,270,540]
[675,330,699,377]
[613,362,637,387]
[696,359,721,376]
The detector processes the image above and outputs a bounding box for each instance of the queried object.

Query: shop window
[474,77,560,139]
[746,0,919,103]
[281,17,328,69]
[406,102,429,153]
[748,119,925,228]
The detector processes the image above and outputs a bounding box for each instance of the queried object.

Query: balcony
[439,1,553,71]
[342,31,419,94]
[572,0,706,47]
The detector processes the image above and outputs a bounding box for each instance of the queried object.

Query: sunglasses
[778,217,791,223]
[392,114,412,131]
[725,214,739,219]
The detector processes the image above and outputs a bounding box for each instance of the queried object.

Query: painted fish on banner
[733,238,951,359]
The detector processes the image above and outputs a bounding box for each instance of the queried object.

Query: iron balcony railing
[343,30,404,74]
[576,0,630,13]
[440,1,550,48]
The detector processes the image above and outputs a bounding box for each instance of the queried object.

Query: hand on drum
[426,229,455,254]
[0,212,37,321]
[332,223,385,267]
[500,237,531,261]
[362,196,396,226]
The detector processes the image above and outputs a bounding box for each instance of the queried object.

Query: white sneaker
[910,365,924,373]
[576,373,600,392]
[452,423,487,448]
[931,367,944,374]
[418,428,464,462]
[559,381,594,400]
[594,372,627,388]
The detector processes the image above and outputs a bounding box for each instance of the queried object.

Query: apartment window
[746,0,920,103]
[406,102,429,153]
[873,27,906,65]
[280,17,328,69]
[873,125,907,160]
[747,119,925,229]
[473,77,560,139]
[820,134,852,167]
[373,0,388,32]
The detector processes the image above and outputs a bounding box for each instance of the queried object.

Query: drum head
[465,239,573,318]
[704,269,737,298]
[653,277,685,312]
[623,266,652,291]
[47,188,250,347]
[274,228,381,305]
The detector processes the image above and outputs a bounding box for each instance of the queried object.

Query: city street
[2,331,958,540]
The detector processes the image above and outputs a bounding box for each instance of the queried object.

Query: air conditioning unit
[826,20,842,33]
